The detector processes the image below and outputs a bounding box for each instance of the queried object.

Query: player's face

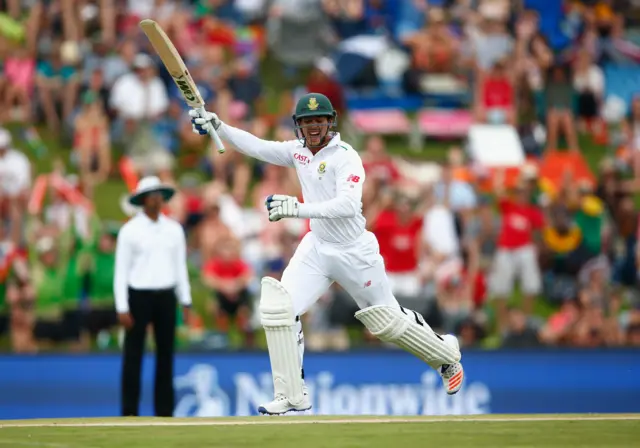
[299,116,331,148]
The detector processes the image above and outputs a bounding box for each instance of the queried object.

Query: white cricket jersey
[218,123,366,244]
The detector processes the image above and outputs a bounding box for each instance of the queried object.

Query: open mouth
[308,129,321,138]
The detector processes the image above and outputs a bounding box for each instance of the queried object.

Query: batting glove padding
[189,109,221,136]
[265,194,300,222]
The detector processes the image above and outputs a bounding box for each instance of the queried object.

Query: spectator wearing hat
[114,176,192,417]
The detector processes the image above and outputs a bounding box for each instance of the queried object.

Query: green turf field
[1,415,638,447]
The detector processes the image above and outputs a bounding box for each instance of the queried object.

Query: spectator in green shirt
[30,228,84,349]
[85,222,119,337]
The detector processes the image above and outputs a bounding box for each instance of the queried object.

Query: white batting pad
[355,305,461,368]
[260,277,304,406]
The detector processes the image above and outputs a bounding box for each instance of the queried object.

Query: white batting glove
[265,194,300,222]
[189,109,221,136]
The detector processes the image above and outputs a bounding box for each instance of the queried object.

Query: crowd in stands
[1,0,640,353]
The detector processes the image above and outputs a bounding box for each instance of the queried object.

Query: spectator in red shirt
[201,237,254,345]
[475,59,516,126]
[366,188,423,304]
[361,135,401,186]
[490,174,544,331]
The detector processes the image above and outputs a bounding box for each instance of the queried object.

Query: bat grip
[197,106,225,154]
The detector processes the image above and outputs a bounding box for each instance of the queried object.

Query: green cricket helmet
[292,93,337,148]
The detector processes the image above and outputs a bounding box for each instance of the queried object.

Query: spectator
[475,58,516,126]
[72,91,111,199]
[226,57,264,121]
[109,53,169,153]
[0,128,31,244]
[469,6,514,73]
[102,39,138,88]
[201,237,254,346]
[621,96,640,178]
[197,199,234,264]
[207,149,252,206]
[490,175,544,331]
[464,196,501,270]
[573,50,604,132]
[85,223,119,339]
[3,44,35,123]
[502,307,541,348]
[623,305,640,346]
[1,221,33,353]
[540,298,581,346]
[420,186,463,328]
[253,164,298,253]
[361,135,401,186]
[403,8,460,94]
[29,235,75,350]
[433,160,477,236]
[545,63,580,152]
[437,246,486,334]
[540,205,593,304]
[303,287,350,352]
[267,0,333,69]
[366,188,423,305]
[35,41,80,132]
[80,68,110,118]
[572,186,607,257]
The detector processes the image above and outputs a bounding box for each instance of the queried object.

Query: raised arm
[190,109,296,167]
[218,123,296,167]
[298,151,365,219]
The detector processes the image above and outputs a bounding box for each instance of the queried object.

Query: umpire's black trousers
[121,287,177,417]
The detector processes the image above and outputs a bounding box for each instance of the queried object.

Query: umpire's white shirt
[113,212,192,313]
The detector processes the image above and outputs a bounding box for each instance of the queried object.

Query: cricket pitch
[1,414,638,447]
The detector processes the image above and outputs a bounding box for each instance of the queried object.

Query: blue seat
[345,89,425,111]
[345,88,469,112]
[604,64,640,112]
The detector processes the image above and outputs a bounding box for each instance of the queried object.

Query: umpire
[114,176,192,417]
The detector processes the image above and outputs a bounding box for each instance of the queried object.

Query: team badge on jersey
[318,162,326,174]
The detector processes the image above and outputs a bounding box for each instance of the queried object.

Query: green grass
[0,415,638,447]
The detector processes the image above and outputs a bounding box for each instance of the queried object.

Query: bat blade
[139,19,203,109]
[139,19,225,153]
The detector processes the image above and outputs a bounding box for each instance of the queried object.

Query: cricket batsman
[189,93,463,415]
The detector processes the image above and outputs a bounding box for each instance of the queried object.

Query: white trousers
[281,231,400,365]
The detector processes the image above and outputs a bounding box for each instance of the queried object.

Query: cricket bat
[139,19,225,154]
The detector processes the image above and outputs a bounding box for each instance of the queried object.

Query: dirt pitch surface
[1,414,638,447]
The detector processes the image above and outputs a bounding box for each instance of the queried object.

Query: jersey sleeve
[218,123,296,167]
[298,147,365,219]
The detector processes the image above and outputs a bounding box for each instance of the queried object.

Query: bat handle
[196,106,225,154]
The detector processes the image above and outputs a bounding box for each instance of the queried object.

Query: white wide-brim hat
[128,176,175,206]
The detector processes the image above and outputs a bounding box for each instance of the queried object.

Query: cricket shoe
[438,334,464,395]
[258,387,312,415]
